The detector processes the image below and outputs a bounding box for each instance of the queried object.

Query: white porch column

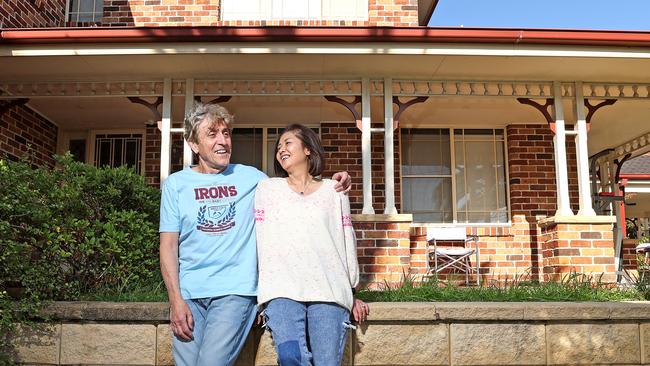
[361,78,375,214]
[160,78,172,183]
[574,82,596,216]
[183,78,194,168]
[383,77,397,214]
[552,81,574,216]
[610,162,623,275]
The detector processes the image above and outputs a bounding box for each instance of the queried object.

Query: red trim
[619,174,650,180]
[3,26,650,47]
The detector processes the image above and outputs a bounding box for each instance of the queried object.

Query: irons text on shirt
[194,186,238,200]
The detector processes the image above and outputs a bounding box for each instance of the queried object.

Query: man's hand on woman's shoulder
[332,171,351,193]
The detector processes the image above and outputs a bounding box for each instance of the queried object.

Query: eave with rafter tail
[4,80,650,99]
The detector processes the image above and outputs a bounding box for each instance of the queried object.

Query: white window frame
[66,0,103,22]
[88,129,146,176]
[221,0,368,21]
[399,126,512,227]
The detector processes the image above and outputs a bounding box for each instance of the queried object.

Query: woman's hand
[352,298,369,324]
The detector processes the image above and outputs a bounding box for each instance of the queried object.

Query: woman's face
[276,131,310,173]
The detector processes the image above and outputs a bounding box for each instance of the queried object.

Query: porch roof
[2,26,650,157]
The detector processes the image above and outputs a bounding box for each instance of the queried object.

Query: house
[2,0,649,285]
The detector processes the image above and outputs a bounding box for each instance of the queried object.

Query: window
[231,128,263,170]
[221,0,367,21]
[67,0,103,22]
[68,139,87,162]
[401,128,508,224]
[94,133,143,174]
[230,126,320,177]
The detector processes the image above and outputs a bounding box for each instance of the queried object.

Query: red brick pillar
[539,217,616,282]
[352,214,413,288]
[409,226,428,276]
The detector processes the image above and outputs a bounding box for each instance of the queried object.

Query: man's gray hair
[184,102,234,143]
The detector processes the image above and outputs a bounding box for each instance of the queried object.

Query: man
[159,102,350,366]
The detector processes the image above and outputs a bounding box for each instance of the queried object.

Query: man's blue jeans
[264,298,352,366]
[172,295,257,366]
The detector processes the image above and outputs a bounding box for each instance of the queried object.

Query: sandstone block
[156,324,173,365]
[60,324,156,365]
[641,323,650,364]
[451,323,545,365]
[547,323,640,365]
[436,302,524,321]
[353,324,448,365]
[12,323,60,364]
[254,329,278,366]
[524,302,610,320]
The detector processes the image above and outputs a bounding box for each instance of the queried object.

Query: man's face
[189,119,232,172]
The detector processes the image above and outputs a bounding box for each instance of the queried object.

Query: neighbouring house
[2,0,649,286]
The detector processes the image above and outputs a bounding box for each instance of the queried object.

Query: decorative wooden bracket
[324,96,362,130]
[517,98,556,133]
[194,96,232,105]
[128,96,163,122]
[584,99,616,127]
[614,153,632,184]
[0,98,29,117]
[393,96,428,130]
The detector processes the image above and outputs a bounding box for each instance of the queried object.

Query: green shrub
[0,155,161,361]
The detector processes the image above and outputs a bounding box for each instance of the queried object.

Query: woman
[254,124,369,366]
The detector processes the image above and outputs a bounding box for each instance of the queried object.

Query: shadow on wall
[1,0,66,28]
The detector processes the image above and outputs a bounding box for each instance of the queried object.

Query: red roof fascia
[620,174,650,180]
[3,26,650,47]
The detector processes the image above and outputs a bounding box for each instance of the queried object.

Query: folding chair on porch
[426,227,480,285]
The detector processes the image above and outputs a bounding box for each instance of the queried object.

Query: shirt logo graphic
[197,202,236,233]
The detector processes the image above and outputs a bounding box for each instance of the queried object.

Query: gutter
[2,26,650,47]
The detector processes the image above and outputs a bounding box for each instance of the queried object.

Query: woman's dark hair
[274,124,326,178]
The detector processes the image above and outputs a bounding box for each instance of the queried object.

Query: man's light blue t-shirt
[159,164,267,300]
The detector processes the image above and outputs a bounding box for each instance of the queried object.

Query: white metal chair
[426,227,480,285]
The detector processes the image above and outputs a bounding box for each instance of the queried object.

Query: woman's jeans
[264,298,352,366]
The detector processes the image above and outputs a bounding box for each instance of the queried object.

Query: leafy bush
[0,155,161,361]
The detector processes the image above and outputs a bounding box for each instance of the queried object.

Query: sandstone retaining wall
[10,301,650,365]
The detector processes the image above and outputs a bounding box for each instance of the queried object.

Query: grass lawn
[357,274,647,302]
[82,273,649,302]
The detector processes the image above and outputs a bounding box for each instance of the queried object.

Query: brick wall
[539,222,616,282]
[0,0,66,28]
[320,122,401,214]
[622,238,647,273]
[354,217,412,286]
[487,124,580,281]
[0,103,58,168]
[1,0,419,28]
[102,0,419,27]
